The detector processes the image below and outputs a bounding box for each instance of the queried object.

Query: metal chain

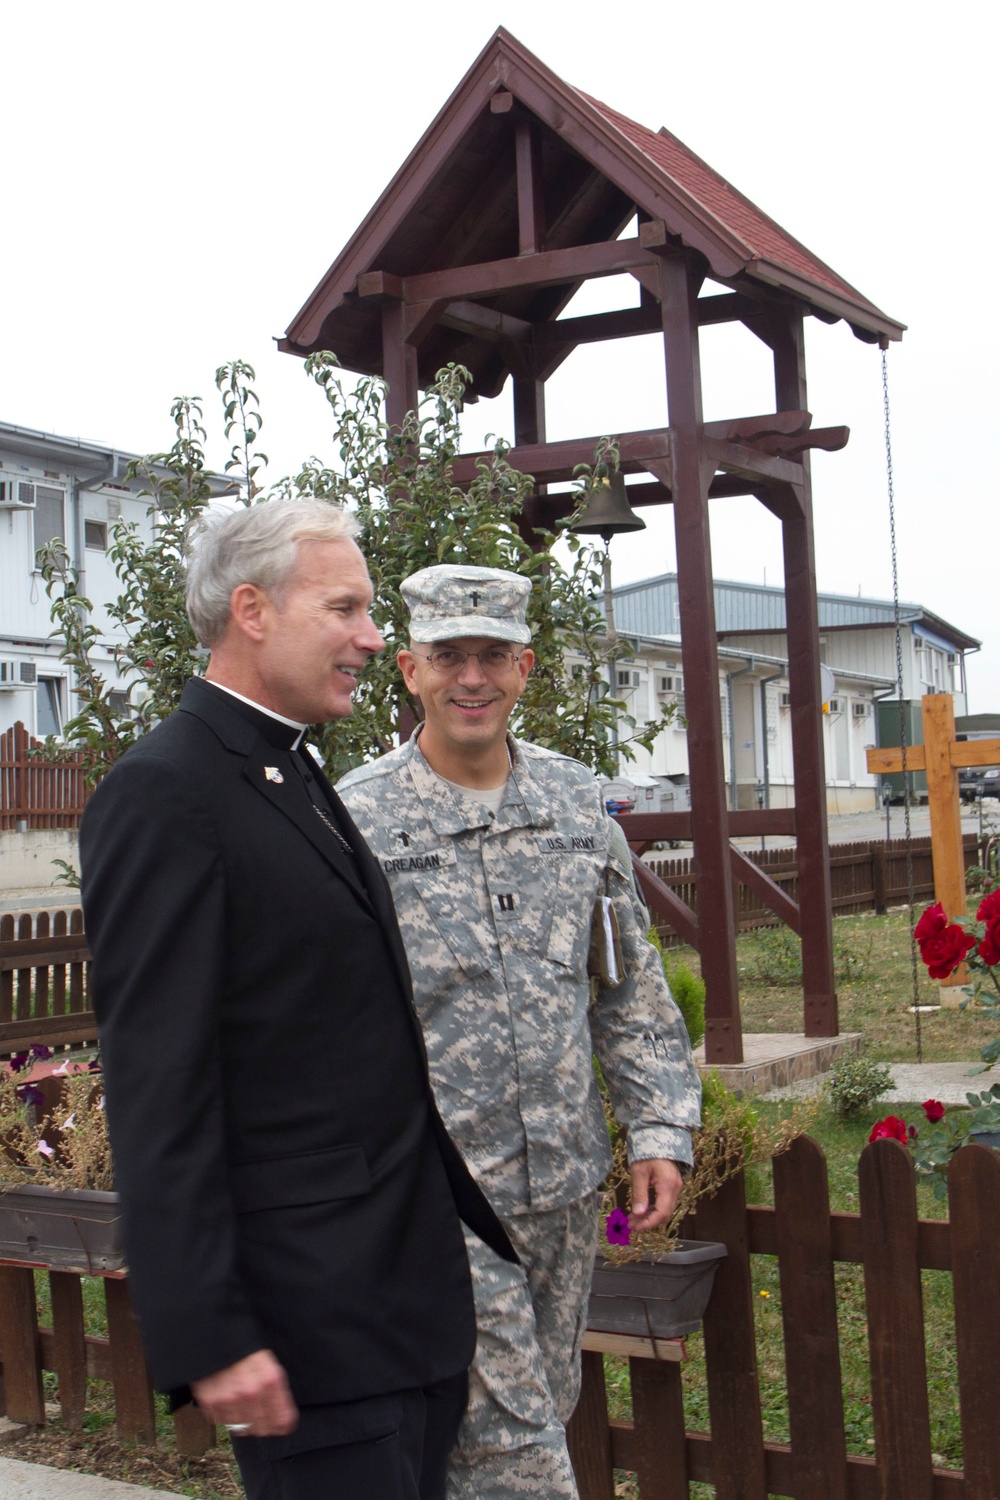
[883,346,923,1061]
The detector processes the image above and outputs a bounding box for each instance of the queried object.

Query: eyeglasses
[412,647,521,674]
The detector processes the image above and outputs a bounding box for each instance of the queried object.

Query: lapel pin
[264,766,284,784]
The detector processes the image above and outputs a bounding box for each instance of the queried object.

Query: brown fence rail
[0,908,94,1059]
[0,722,90,830]
[645,834,980,942]
[567,1134,1000,1499]
[0,1262,214,1454]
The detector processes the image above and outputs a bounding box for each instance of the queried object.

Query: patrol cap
[401,564,532,645]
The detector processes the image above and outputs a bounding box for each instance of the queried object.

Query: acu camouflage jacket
[338,733,701,1216]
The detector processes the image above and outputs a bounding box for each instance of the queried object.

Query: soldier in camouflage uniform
[338,565,701,1500]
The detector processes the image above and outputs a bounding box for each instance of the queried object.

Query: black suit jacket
[80,678,513,1401]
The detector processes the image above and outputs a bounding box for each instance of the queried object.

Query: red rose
[921,1099,945,1123]
[977,890,1000,967]
[914,902,975,979]
[868,1115,909,1145]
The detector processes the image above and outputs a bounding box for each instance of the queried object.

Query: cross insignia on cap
[469,590,481,606]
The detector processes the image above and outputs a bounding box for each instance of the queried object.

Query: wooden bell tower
[281,29,905,1065]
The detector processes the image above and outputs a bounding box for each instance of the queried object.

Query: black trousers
[231,1372,468,1500]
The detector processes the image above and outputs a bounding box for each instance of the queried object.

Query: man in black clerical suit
[80,499,514,1500]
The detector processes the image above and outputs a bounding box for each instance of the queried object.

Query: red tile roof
[581,92,883,318]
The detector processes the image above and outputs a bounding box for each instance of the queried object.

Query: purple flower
[605,1208,631,1246]
[15,1083,45,1108]
[30,1045,52,1061]
[9,1052,29,1073]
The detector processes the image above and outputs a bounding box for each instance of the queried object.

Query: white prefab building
[609,575,979,815]
[0,421,230,741]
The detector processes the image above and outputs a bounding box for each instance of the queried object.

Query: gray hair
[185,498,360,647]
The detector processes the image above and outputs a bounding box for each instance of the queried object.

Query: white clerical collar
[206,680,309,749]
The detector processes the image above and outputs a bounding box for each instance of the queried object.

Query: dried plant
[599,1072,814,1263]
[0,1059,113,1193]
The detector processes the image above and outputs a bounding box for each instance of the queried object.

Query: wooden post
[104,1277,156,1444]
[566,1349,615,1500]
[49,1271,88,1429]
[772,310,838,1037]
[657,250,743,1065]
[858,1140,934,1500]
[381,300,419,432]
[0,1265,45,1425]
[921,693,967,922]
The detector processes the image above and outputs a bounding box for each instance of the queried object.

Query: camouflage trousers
[447,1194,599,1500]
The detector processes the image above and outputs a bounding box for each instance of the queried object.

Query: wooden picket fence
[0,1262,214,1454]
[0,1135,996,1490]
[566,1134,1000,1500]
[0,722,89,831]
[647,835,980,943]
[0,908,94,1060]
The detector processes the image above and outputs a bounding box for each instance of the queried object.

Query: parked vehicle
[959,766,1000,801]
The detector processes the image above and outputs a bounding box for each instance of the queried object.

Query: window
[36,677,64,738]
[108,690,130,716]
[32,485,66,563]
[85,519,108,550]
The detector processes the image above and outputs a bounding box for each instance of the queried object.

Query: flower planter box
[589,1239,727,1339]
[0,1184,123,1274]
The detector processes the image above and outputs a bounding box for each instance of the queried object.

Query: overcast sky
[5,2,997,706]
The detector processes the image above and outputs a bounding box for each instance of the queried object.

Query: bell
[567,471,646,544]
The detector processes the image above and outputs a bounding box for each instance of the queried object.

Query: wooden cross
[866,694,1000,985]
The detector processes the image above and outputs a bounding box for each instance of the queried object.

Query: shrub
[647,929,706,1048]
[826,1052,895,1119]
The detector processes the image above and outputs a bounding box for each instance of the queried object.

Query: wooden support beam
[704,437,804,488]
[515,118,545,255]
[633,858,699,951]
[753,425,849,458]
[439,300,533,344]
[489,90,514,113]
[729,846,801,935]
[697,292,768,326]
[532,303,663,348]
[867,738,1000,775]
[449,427,672,486]
[396,235,659,304]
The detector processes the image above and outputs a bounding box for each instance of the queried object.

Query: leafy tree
[41,358,673,781]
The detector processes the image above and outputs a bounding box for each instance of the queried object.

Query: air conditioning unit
[0,658,37,689]
[616,670,640,690]
[826,697,844,714]
[852,701,869,720]
[657,674,682,694]
[0,480,37,510]
[779,691,792,708]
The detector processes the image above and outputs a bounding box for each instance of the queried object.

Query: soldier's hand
[629,1158,683,1232]
[192,1349,298,1437]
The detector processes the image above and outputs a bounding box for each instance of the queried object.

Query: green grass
[663,901,996,1065]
